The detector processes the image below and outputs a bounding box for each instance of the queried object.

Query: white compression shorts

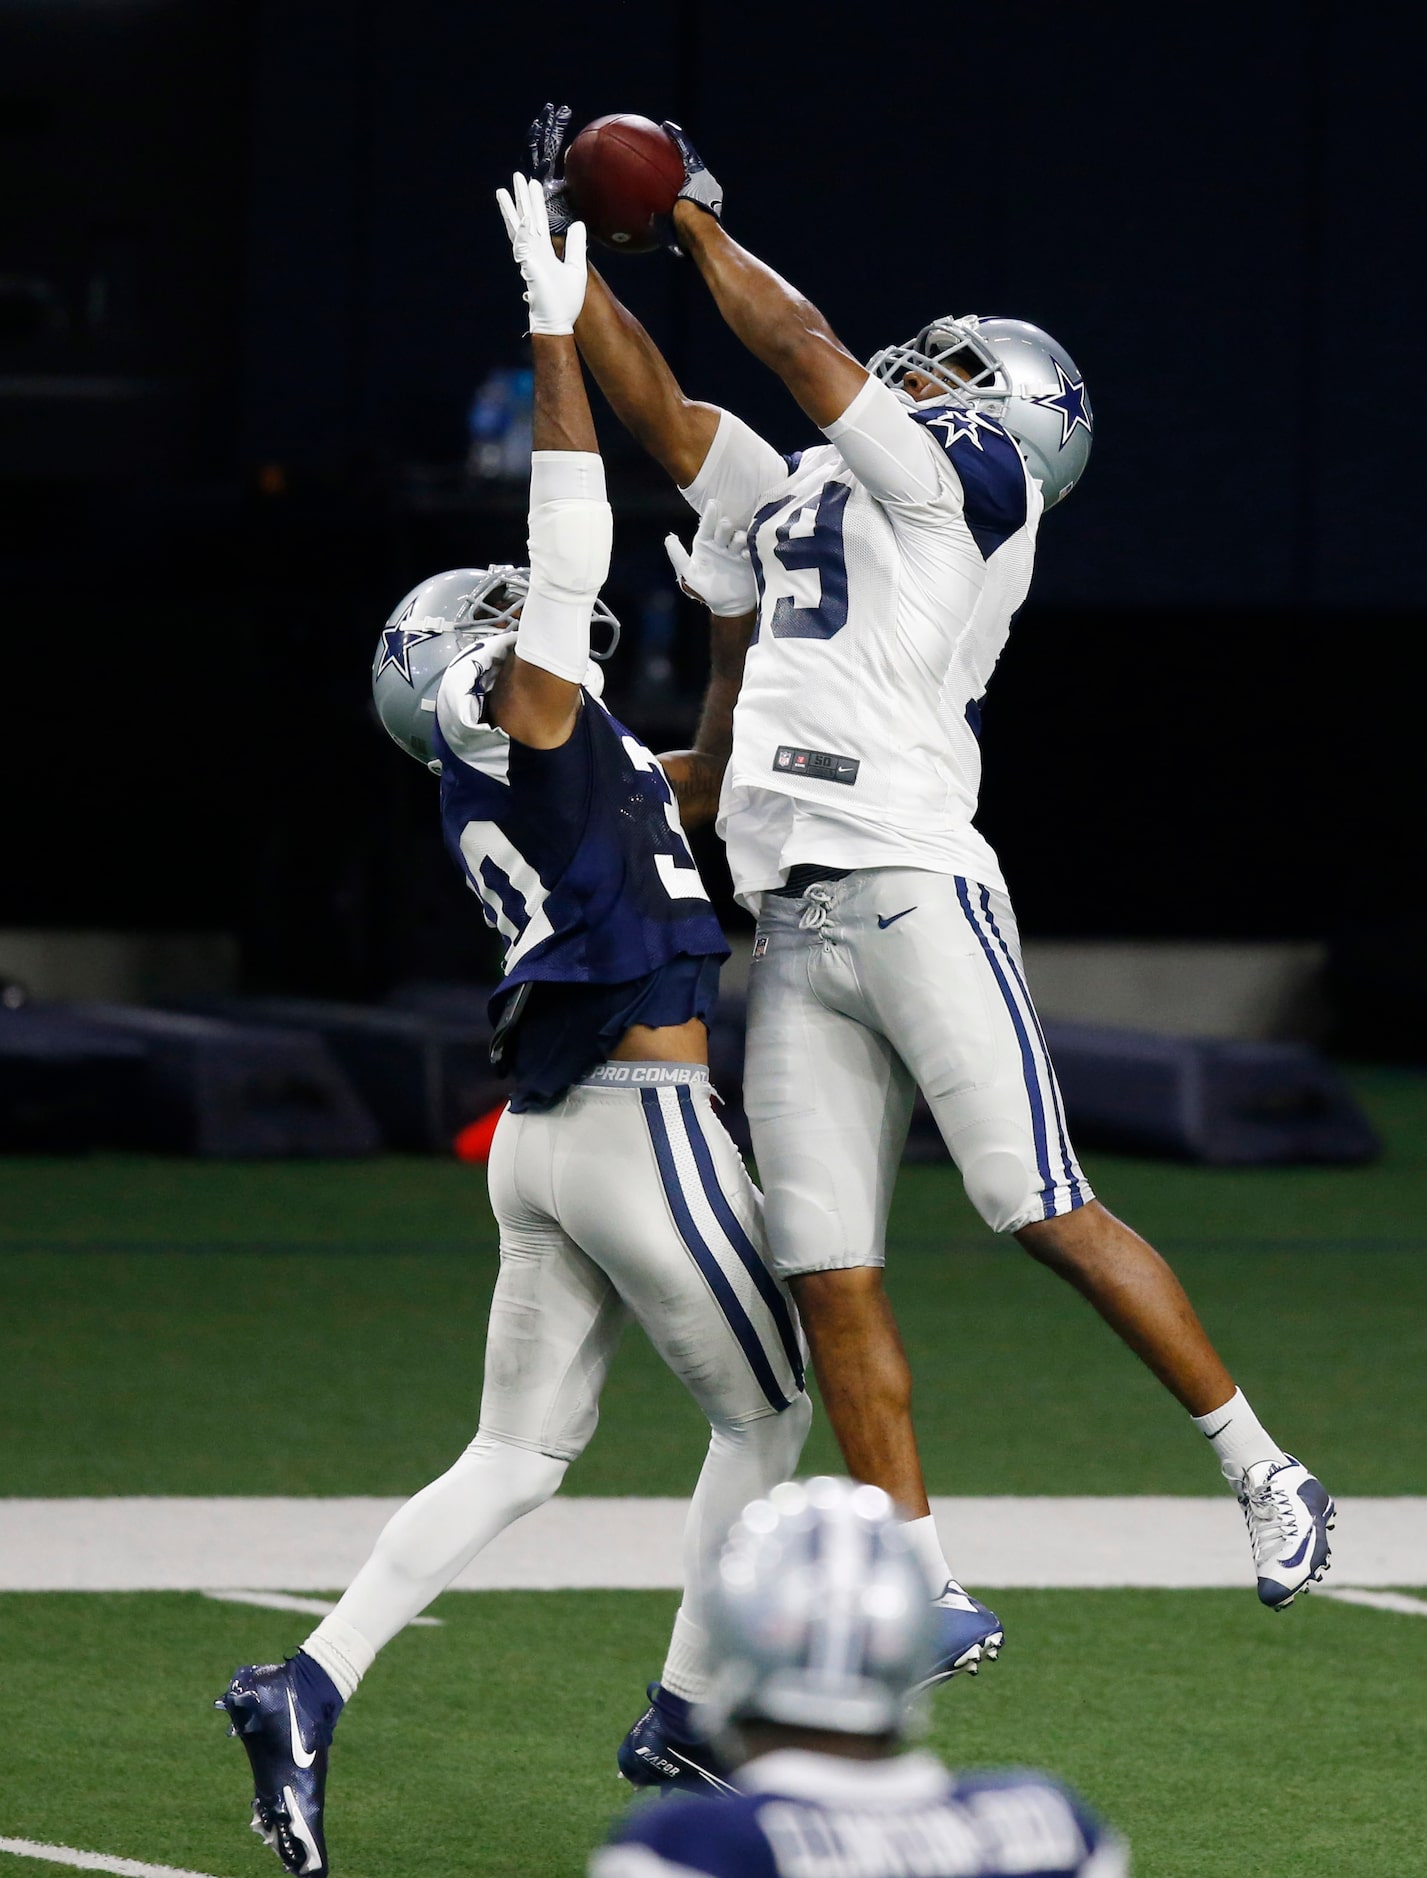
[744,869,1092,1271]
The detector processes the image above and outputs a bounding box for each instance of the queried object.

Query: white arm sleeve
[821,373,954,508]
[516,449,613,684]
[679,409,788,530]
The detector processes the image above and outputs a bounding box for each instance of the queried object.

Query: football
[563,113,685,253]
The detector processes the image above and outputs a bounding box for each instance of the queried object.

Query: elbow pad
[519,450,613,683]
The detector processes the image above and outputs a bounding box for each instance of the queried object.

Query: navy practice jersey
[434,688,729,1004]
[592,1752,1125,1878]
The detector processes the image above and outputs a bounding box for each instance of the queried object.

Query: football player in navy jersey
[523,102,1334,1674]
[216,174,811,1878]
[593,1477,1127,1878]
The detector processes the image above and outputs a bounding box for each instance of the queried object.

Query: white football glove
[665,500,757,617]
[495,171,587,336]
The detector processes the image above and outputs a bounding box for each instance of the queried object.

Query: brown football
[563,114,684,254]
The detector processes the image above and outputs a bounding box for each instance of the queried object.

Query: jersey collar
[736,1748,951,1807]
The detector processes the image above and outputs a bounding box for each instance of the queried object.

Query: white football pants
[746,869,1092,1276]
[312,1065,809,1695]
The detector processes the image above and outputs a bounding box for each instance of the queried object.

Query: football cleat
[1236,1455,1335,1609]
[617,1682,734,1797]
[913,1581,1004,1689]
[216,1656,342,1876]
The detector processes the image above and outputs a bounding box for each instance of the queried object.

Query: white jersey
[684,375,1043,909]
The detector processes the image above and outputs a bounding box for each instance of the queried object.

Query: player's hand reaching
[661,121,723,225]
[527,102,574,236]
[665,501,756,618]
[496,172,587,335]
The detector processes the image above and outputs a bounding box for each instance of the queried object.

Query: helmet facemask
[372,563,621,770]
[868,313,1093,509]
[868,318,1010,409]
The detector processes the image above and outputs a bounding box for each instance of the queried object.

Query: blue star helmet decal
[1030,359,1093,449]
[376,624,443,684]
[915,403,1002,452]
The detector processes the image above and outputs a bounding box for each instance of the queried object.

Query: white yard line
[198,1588,441,1625]
[1,1496,1424,1591]
[0,1838,227,1878]
[1317,1587,1427,1617]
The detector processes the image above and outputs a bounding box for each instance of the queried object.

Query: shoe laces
[1239,1464,1301,1566]
[798,884,835,931]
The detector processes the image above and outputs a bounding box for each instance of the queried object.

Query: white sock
[663,1399,813,1701]
[1192,1388,1289,1485]
[299,1431,567,1700]
[660,1607,713,1704]
[302,1614,374,1702]
[901,1513,955,1598]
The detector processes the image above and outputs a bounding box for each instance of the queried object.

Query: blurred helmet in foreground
[868,314,1092,509]
[700,1477,938,1740]
[371,564,620,770]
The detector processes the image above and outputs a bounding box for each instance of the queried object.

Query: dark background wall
[2,0,1422,997]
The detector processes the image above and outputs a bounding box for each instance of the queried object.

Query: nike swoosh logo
[1279,1529,1314,1570]
[667,1747,737,1795]
[1202,1420,1232,1441]
[286,1690,316,1770]
[877,907,917,930]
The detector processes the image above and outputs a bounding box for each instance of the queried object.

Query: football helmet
[868,315,1092,508]
[699,1477,938,1741]
[371,564,619,771]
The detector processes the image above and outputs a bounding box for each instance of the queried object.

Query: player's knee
[961,1147,1036,1235]
[463,1431,567,1518]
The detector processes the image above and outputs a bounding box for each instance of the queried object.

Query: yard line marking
[199,1588,442,1625]
[3,1496,1424,1591]
[1318,1587,1427,1617]
[0,1837,228,1878]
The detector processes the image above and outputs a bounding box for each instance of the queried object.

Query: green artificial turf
[1,1069,1424,1876]
[1,1586,1423,1878]
[1,1065,1423,1497]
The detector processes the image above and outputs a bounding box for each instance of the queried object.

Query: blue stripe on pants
[673,1084,805,1393]
[978,886,1085,1208]
[640,1087,791,1412]
[955,878,1055,1221]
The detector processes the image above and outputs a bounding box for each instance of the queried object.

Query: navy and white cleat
[1237,1455,1336,1609]
[617,1682,734,1797]
[914,1580,1004,1689]
[216,1655,343,1876]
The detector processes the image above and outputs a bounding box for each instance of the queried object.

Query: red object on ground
[563,113,685,253]
[453,1104,506,1162]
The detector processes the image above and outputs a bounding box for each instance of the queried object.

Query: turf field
[2,1066,1425,1876]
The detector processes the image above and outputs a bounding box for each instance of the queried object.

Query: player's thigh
[744,906,915,1278]
[553,1081,804,1428]
[481,1107,628,1459]
[861,874,1091,1233]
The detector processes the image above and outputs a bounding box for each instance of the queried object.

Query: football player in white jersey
[526,105,1335,1641]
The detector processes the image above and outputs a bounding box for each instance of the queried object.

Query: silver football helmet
[869,315,1092,508]
[371,564,620,770]
[700,1477,938,1741]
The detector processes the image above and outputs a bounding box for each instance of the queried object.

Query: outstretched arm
[575,265,722,486]
[670,197,869,430]
[487,176,611,751]
[526,104,720,485]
